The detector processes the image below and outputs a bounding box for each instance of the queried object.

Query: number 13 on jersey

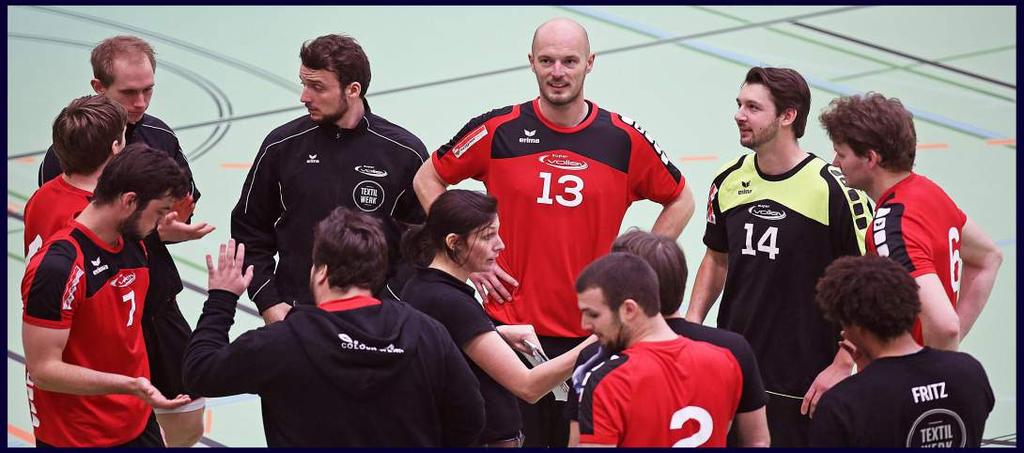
[537,171,584,207]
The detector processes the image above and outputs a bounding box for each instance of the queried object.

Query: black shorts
[37,411,164,448]
[518,335,586,448]
[141,298,194,399]
[765,392,810,447]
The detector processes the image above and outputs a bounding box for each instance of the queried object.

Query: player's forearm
[651,184,695,238]
[685,252,727,323]
[734,408,770,447]
[956,258,1002,339]
[28,359,139,396]
[413,160,448,212]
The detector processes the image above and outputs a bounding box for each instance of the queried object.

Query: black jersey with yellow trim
[703,152,871,396]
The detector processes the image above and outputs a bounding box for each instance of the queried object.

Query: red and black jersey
[577,337,742,447]
[23,176,91,259]
[433,98,685,337]
[866,173,967,345]
[21,221,152,447]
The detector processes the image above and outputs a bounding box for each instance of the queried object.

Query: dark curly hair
[815,255,920,341]
[819,92,917,172]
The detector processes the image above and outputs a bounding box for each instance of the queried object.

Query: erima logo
[519,129,540,144]
[354,165,388,178]
[91,257,109,276]
[306,154,320,164]
[539,153,588,171]
[738,180,753,195]
[110,272,136,288]
[338,333,405,354]
[749,204,786,220]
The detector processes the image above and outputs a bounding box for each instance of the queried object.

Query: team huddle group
[19,17,1004,448]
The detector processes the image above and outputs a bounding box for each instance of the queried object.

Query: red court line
[221,162,251,170]
[916,143,948,150]
[9,201,24,215]
[986,138,1016,146]
[15,157,35,164]
[205,409,213,434]
[8,423,34,444]
[679,154,719,161]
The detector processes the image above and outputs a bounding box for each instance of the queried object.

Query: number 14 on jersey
[741,223,780,260]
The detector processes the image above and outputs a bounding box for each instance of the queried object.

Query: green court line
[833,44,1017,83]
[9,251,25,262]
[691,6,1016,103]
[8,190,29,202]
[564,7,1015,144]
[9,228,24,234]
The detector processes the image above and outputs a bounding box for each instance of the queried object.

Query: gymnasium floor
[6,5,1016,447]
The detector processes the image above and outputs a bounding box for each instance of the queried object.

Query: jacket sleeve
[230,137,284,313]
[182,290,285,396]
[169,139,202,208]
[38,146,61,187]
[437,323,485,447]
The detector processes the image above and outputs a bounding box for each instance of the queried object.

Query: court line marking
[690,6,1016,103]
[27,6,298,94]
[139,6,870,133]
[832,44,1016,86]
[7,33,233,161]
[790,21,1015,90]
[916,143,949,150]
[564,6,1010,141]
[7,425,33,445]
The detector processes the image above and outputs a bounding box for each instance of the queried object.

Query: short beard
[117,206,146,242]
[313,95,350,126]
[603,314,631,353]
[743,117,781,151]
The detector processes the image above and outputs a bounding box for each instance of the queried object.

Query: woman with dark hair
[401,189,595,448]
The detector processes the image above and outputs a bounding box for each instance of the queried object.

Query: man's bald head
[532,18,591,56]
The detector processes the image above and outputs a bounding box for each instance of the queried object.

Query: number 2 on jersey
[670,406,713,447]
[741,223,780,260]
[537,171,583,207]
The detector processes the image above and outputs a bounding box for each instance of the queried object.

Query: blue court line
[995,238,1015,248]
[564,6,1011,141]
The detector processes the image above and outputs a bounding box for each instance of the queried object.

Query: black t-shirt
[566,317,768,421]
[809,348,994,447]
[39,114,201,314]
[704,153,871,396]
[401,267,522,443]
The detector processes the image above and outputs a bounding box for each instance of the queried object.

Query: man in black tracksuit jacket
[231,34,428,324]
[184,208,485,447]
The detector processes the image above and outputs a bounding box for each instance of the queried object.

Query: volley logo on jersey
[354,165,388,178]
[539,153,588,171]
[749,204,786,221]
[110,272,137,288]
[453,125,488,158]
